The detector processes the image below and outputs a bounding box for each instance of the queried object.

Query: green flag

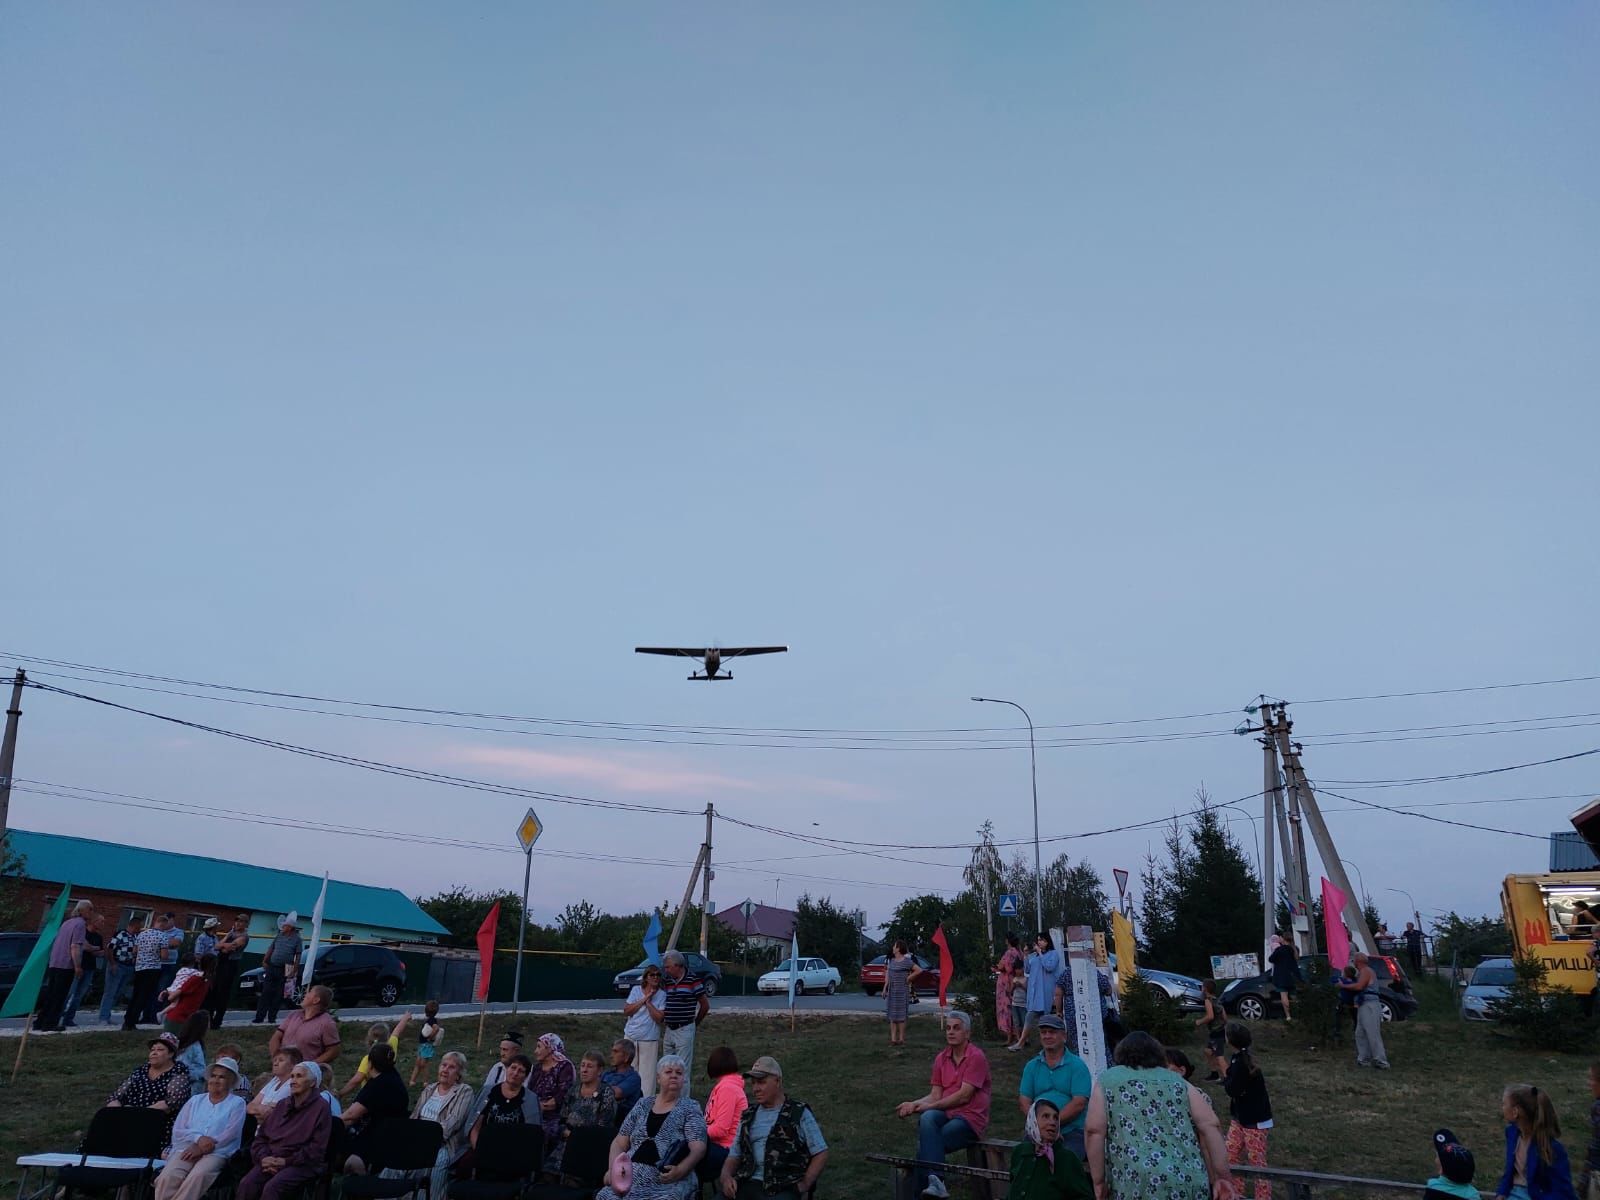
[0,884,71,1019]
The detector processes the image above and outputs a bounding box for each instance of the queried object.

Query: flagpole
[10,1014,32,1083]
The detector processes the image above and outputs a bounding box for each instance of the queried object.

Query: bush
[1491,953,1597,1051]
[1118,973,1185,1045]
[950,979,996,1036]
[1296,958,1344,1044]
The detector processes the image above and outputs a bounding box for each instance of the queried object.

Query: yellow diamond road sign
[516,808,543,851]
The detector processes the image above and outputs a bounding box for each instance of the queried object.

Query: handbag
[660,1140,691,1170]
[607,1152,633,1194]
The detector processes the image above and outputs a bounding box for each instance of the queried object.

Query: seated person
[549,1050,618,1180]
[603,1039,644,1121]
[153,1057,248,1200]
[1010,1099,1092,1200]
[1017,1015,1090,1160]
[107,1032,194,1140]
[236,1063,333,1200]
[894,1011,991,1200]
[215,1043,254,1099]
[248,1047,302,1118]
[457,1053,538,1179]
[717,1055,826,1200]
[340,1042,409,1173]
[1424,1128,1478,1200]
[701,1046,748,1181]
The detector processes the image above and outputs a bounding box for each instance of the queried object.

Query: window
[186,914,217,933]
[122,906,153,929]
[329,933,354,943]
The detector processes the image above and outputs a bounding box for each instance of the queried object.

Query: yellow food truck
[1501,871,1600,994]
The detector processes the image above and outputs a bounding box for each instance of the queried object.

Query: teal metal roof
[9,829,447,938]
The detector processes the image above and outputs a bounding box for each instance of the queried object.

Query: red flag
[1321,878,1351,972]
[931,923,954,1009]
[476,901,501,1002]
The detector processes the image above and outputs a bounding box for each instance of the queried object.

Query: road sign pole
[512,844,531,1014]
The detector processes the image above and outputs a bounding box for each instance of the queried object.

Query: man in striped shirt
[660,950,710,1090]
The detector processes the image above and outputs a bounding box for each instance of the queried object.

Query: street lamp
[971,696,1043,929]
[1385,887,1420,925]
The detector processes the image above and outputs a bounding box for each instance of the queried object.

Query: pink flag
[1322,877,1351,971]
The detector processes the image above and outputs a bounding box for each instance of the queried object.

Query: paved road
[1,989,905,1037]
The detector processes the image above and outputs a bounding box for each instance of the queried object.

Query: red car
[859,953,941,997]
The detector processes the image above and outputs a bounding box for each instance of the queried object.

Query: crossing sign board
[998,893,1020,917]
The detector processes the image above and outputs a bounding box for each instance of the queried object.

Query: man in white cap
[718,1056,827,1199]
[254,915,303,1025]
[153,1055,249,1200]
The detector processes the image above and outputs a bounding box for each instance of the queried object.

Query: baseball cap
[1434,1129,1474,1185]
[1038,1014,1067,1031]
[203,917,221,930]
[743,1056,784,1081]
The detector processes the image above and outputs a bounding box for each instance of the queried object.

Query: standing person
[1267,936,1299,1023]
[717,1055,829,1200]
[61,913,106,1029]
[411,1000,444,1087]
[1337,953,1390,1069]
[1404,922,1426,975]
[595,1054,707,1200]
[660,951,710,1089]
[152,1056,249,1200]
[895,1010,992,1200]
[157,912,185,998]
[235,1062,333,1200]
[1017,1015,1091,1160]
[1579,1064,1600,1200]
[528,1032,578,1145]
[35,898,93,1033]
[996,934,1024,1045]
[482,1030,525,1091]
[702,1046,749,1181]
[210,913,251,1029]
[1222,1023,1272,1200]
[1495,1084,1576,1200]
[885,941,925,1048]
[1011,1098,1093,1200]
[338,1015,411,1100]
[605,1039,644,1115]
[1009,932,1062,1054]
[102,915,143,1026]
[1195,981,1228,1083]
[253,917,302,1026]
[193,918,220,961]
[268,983,342,1069]
[624,967,666,1097]
[1084,1031,1236,1200]
[128,914,175,1029]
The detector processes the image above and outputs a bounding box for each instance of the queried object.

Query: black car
[0,932,40,1008]
[613,952,722,996]
[1221,954,1418,1023]
[238,944,407,1008]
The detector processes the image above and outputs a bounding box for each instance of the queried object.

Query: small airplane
[634,644,788,681]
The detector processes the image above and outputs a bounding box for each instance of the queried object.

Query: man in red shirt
[895,1010,991,1199]
[269,985,341,1069]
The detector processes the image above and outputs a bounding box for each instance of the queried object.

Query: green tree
[1000,852,1109,933]
[794,894,865,979]
[0,841,26,931]
[1137,789,1263,977]
[416,886,544,951]
[555,901,609,952]
[885,894,953,952]
[1432,912,1512,968]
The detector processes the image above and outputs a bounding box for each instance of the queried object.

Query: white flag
[301,872,329,988]
[787,930,800,1010]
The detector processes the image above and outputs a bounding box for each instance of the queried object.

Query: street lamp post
[972,697,1043,929]
[1385,886,1420,924]
[1339,858,1369,917]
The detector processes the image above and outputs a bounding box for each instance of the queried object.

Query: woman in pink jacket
[700,1046,748,1184]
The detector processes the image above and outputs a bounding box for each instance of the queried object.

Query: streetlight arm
[972,696,1042,929]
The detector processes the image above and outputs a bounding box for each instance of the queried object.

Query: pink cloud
[441,745,763,795]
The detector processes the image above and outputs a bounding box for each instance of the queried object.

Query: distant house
[714,902,797,952]
[7,829,447,950]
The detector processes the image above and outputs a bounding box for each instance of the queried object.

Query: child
[1426,1128,1479,1199]
[1335,965,1359,1040]
[339,1011,411,1099]
[1195,980,1227,1082]
[411,999,444,1086]
[1581,1063,1600,1200]
[1165,1048,1195,1080]
[1496,1084,1576,1200]
[1223,1022,1273,1200]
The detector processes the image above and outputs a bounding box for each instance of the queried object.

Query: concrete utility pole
[665,845,705,953]
[0,669,25,843]
[699,803,714,957]
[1261,725,1278,959]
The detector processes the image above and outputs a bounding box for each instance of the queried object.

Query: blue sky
[3,4,1596,942]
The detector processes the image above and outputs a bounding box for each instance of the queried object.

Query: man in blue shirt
[603,1038,643,1119]
[1018,1015,1091,1159]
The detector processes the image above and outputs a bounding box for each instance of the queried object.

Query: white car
[758,957,842,995]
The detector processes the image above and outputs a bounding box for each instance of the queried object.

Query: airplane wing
[719,646,788,658]
[635,647,709,657]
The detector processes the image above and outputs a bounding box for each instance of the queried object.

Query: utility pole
[1269,704,1378,958]
[0,669,26,844]
[1260,723,1277,960]
[665,845,705,953]
[699,803,714,957]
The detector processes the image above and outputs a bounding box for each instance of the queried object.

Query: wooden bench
[1231,1164,1429,1199]
[864,1153,1011,1200]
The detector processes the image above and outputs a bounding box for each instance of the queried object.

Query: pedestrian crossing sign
[998,893,1020,917]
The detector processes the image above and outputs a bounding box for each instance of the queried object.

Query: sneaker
[922,1175,950,1199]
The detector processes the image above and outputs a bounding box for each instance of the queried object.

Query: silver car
[1460,956,1515,1021]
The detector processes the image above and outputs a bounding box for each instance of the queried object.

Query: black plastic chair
[524,1125,609,1200]
[450,1124,545,1200]
[57,1107,169,1200]
[278,1119,346,1200]
[343,1120,447,1200]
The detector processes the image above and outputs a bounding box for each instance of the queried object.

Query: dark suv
[1221,954,1418,1023]
[0,932,41,1009]
[238,944,407,1008]
[613,952,722,996]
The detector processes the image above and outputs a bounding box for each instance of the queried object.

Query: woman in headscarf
[529,1032,577,1143]
[597,1054,707,1200]
[1011,1098,1092,1199]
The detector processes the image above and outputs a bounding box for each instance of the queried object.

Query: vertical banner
[302,872,329,988]
[1322,878,1351,972]
[642,912,663,968]
[1110,911,1137,996]
[1066,924,1108,1075]
[476,901,501,1001]
[931,924,954,1010]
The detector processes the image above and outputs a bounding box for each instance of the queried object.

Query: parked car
[1140,966,1208,1012]
[757,957,842,995]
[612,952,723,996]
[1221,954,1418,1023]
[237,943,407,1008]
[860,954,940,997]
[1459,956,1515,1021]
[0,932,40,1009]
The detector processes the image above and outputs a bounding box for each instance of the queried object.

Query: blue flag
[643,911,663,967]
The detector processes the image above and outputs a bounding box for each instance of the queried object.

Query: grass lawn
[4,982,1595,1198]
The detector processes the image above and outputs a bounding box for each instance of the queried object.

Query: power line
[1318,746,1600,788]
[1310,784,1547,841]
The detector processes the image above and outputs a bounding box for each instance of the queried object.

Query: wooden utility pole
[699,803,714,957]
[0,669,25,843]
[664,845,705,953]
[1260,723,1278,959]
